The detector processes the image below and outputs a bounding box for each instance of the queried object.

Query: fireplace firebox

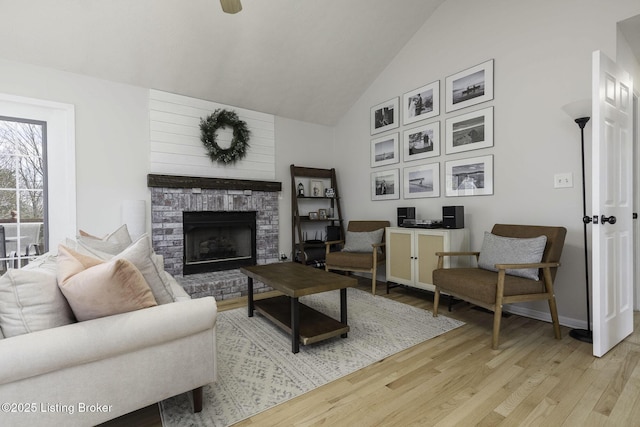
[183,211,257,275]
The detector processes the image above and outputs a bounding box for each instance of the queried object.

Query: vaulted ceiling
[0,0,445,125]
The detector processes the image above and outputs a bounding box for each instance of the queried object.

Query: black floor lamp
[570,115,593,343]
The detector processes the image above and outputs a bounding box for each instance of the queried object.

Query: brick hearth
[148,174,282,300]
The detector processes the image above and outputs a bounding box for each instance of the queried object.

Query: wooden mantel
[147,174,282,192]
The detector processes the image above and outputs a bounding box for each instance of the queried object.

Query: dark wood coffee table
[240,262,357,353]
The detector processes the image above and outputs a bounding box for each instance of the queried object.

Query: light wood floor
[102,279,640,427]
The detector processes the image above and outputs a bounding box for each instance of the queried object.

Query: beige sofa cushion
[57,245,157,321]
[0,266,75,338]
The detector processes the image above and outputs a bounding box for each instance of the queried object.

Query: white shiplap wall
[149,90,275,180]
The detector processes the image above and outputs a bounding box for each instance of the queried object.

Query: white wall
[0,58,149,240]
[333,0,640,327]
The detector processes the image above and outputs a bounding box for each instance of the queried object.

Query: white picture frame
[371,168,400,201]
[402,81,440,125]
[445,107,494,154]
[403,121,440,162]
[370,97,400,135]
[445,59,494,113]
[445,155,494,197]
[403,162,440,199]
[370,133,399,167]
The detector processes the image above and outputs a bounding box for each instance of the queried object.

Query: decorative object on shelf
[297,181,305,197]
[324,188,335,198]
[445,59,494,112]
[562,99,593,344]
[371,169,400,201]
[200,108,251,164]
[403,162,440,199]
[370,133,399,168]
[310,180,324,197]
[403,121,440,162]
[445,106,494,154]
[370,97,400,135]
[309,211,319,220]
[403,80,440,125]
[318,209,328,220]
[445,155,493,197]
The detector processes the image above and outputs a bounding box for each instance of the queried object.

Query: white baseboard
[504,305,586,330]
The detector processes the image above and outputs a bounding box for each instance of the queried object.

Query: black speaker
[397,207,416,227]
[442,206,464,229]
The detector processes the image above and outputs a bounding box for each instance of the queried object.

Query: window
[0,116,47,269]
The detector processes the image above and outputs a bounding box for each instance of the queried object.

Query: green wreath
[200,109,251,164]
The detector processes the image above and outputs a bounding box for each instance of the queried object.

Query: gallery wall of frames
[369,59,495,201]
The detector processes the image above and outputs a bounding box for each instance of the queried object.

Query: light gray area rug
[160,288,464,427]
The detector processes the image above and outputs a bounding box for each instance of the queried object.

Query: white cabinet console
[385,227,469,292]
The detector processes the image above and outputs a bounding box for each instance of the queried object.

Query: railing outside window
[0,117,47,272]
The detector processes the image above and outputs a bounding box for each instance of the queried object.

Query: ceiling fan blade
[220,0,242,14]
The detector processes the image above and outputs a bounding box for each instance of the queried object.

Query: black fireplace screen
[183,211,257,274]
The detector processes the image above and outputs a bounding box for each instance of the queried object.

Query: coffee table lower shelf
[254,296,349,346]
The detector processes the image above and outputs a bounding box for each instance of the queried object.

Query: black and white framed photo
[371,168,400,201]
[402,81,440,125]
[370,97,399,135]
[445,59,494,113]
[403,121,440,162]
[403,162,440,199]
[370,133,399,167]
[445,155,493,197]
[445,107,493,154]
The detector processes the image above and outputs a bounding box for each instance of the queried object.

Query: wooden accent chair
[432,224,567,349]
[325,220,390,295]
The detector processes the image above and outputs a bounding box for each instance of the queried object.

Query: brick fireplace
[148,174,281,300]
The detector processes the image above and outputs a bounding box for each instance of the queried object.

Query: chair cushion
[433,268,546,304]
[326,251,377,269]
[477,232,547,280]
[342,229,384,253]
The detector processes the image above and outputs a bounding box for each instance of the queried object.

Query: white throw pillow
[77,224,133,255]
[477,232,547,280]
[0,268,76,337]
[342,229,384,253]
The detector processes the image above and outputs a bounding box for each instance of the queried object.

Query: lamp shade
[562,99,591,120]
[122,200,146,240]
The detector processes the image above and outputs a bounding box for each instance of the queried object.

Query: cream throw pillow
[0,267,76,337]
[77,224,133,255]
[57,245,157,321]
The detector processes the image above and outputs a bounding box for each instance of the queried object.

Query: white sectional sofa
[0,227,217,426]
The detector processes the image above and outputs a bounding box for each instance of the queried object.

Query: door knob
[601,215,617,225]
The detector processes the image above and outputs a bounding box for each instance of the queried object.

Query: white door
[591,50,634,358]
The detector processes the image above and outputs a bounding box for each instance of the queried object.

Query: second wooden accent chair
[325,220,390,295]
[432,224,567,349]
